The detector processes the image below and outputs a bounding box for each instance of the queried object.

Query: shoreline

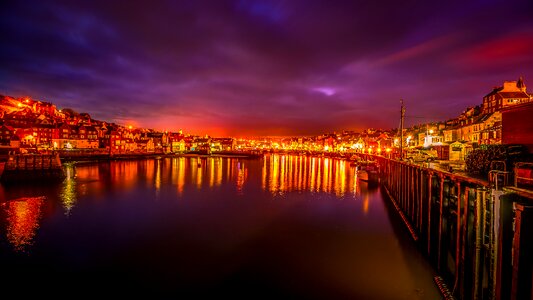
[59,152,264,163]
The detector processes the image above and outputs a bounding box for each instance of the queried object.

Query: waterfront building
[502,101,533,153]
[472,111,502,145]
[482,77,531,115]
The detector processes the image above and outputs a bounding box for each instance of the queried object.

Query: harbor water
[0,155,440,299]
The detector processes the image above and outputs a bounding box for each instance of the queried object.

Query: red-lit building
[33,101,56,116]
[482,77,531,115]
[3,109,36,128]
[0,124,15,145]
[502,102,533,153]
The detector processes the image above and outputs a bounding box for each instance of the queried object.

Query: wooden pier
[0,153,65,184]
[370,155,533,300]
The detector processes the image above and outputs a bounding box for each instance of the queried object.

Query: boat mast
[400,99,405,160]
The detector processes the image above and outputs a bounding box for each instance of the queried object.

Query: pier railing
[371,155,533,300]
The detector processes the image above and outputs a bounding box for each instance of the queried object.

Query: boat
[356,160,379,184]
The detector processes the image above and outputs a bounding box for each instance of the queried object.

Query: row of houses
[401,77,532,158]
[1,77,531,158]
[0,95,236,154]
[256,77,532,160]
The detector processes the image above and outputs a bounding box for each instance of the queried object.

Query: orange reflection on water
[363,193,370,215]
[321,158,331,192]
[236,161,248,194]
[3,197,45,252]
[269,155,280,193]
[155,159,161,191]
[61,164,77,215]
[207,158,223,188]
[264,155,353,196]
[215,158,222,187]
[172,157,186,195]
[335,161,347,196]
[309,157,316,192]
[209,158,215,188]
[262,158,267,190]
[196,158,204,188]
[145,160,155,188]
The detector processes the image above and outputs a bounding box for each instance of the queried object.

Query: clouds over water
[2,0,532,135]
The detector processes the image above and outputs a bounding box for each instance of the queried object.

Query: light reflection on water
[0,155,439,299]
[262,155,355,196]
[0,155,367,253]
[1,196,45,252]
[61,164,77,215]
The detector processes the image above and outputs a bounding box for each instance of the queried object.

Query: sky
[1,0,532,137]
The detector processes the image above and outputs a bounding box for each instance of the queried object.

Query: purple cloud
[1,0,532,136]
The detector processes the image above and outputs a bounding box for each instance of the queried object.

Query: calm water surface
[0,155,439,299]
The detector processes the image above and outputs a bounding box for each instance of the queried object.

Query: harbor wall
[374,156,533,300]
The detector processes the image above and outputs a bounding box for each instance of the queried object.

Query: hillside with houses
[0,95,238,158]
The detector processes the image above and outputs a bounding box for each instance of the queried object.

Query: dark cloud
[1,0,532,136]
